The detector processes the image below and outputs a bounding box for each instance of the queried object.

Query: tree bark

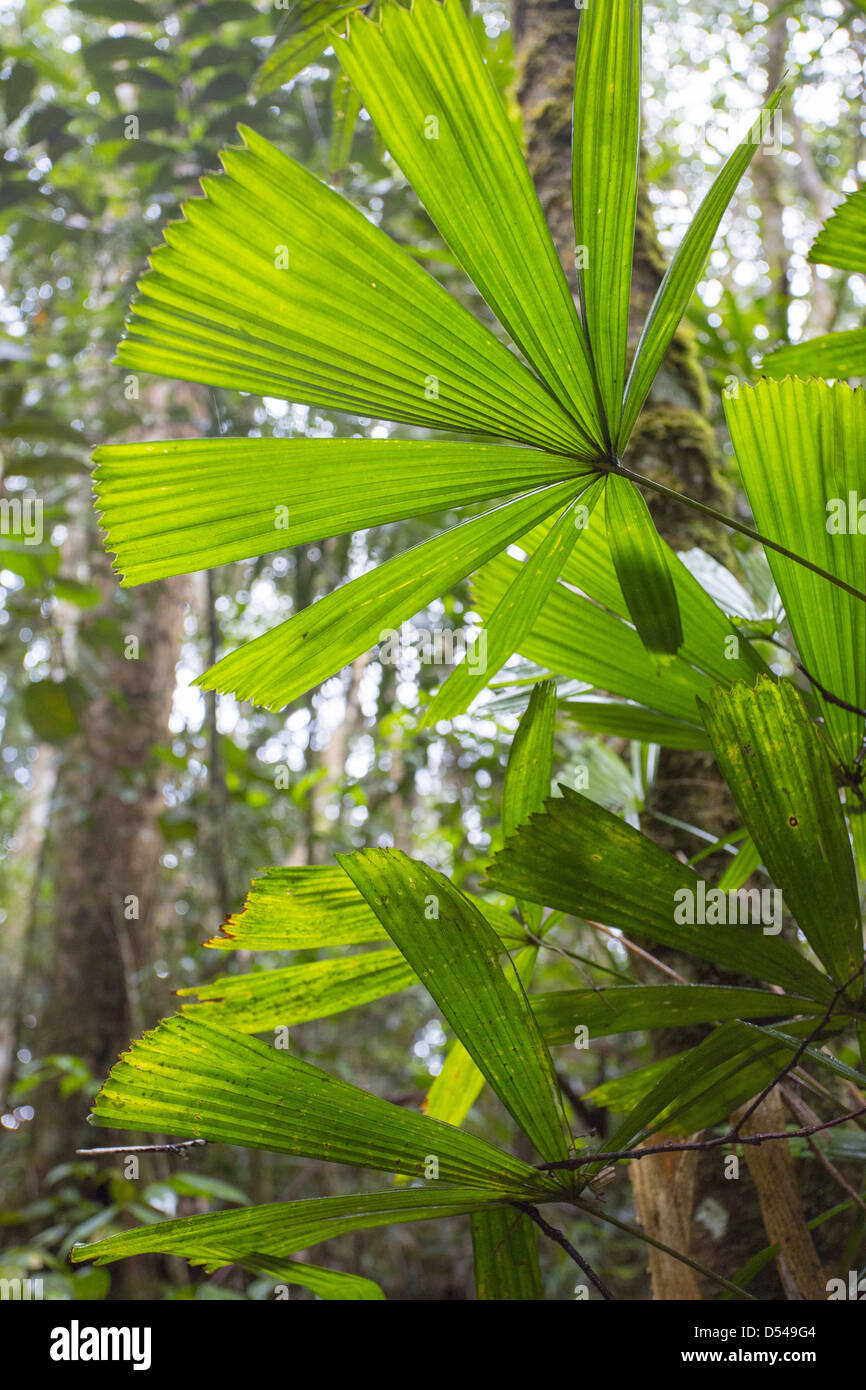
[28,381,207,1180]
[32,552,186,1176]
[508,0,794,1298]
[0,743,54,1111]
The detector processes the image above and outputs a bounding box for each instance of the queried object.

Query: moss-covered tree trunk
[509,0,830,1298]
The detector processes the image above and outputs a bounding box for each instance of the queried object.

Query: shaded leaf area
[473,489,767,739]
[700,678,863,989]
[502,679,557,845]
[501,676,557,932]
[605,473,683,659]
[191,1250,385,1301]
[422,685,557,1134]
[558,699,711,749]
[587,1017,851,1150]
[486,785,835,1001]
[532,984,825,1047]
[471,1207,543,1300]
[255,0,366,94]
[420,948,538,1133]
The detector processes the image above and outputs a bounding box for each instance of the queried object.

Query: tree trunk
[32,550,186,1176]
[0,743,54,1111]
[509,0,819,1299]
[29,381,208,1181]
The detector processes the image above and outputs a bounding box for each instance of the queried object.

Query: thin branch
[787,1064,864,1120]
[794,658,866,721]
[783,1086,866,1216]
[568,1196,757,1301]
[75,1140,207,1157]
[523,927,631,995]
[536,1104,866,1170]
[843,1077,866,1116]
[512,1202,617,1301]
[587,918,687,985]
[729,959,866,1140]
[753,633,866,727]
[536,969,866,1181]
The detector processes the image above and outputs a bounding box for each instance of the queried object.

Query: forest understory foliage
[1,0,865,1305]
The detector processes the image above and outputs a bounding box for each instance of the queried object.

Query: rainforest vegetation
[1,0,865,1306]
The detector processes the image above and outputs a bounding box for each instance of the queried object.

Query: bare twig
[804,1132,866,1215]
[569,1196,756,1300]
[537,1104,866,1171]
[76,1139,207,1157]
[512,1202,617,1300]
[794,658,866,721]
[523,928,629,998]
[782,1085,866,1216]
[536,966,866,1180]
[729,960,866,1141]
[587,919,687,985]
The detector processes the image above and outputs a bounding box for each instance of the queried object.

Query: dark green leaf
[471,1207,542,1300]
[532,983,823,1047]
[487,785,834,1001]
[700,678,863,989]
[605,473,683,658]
